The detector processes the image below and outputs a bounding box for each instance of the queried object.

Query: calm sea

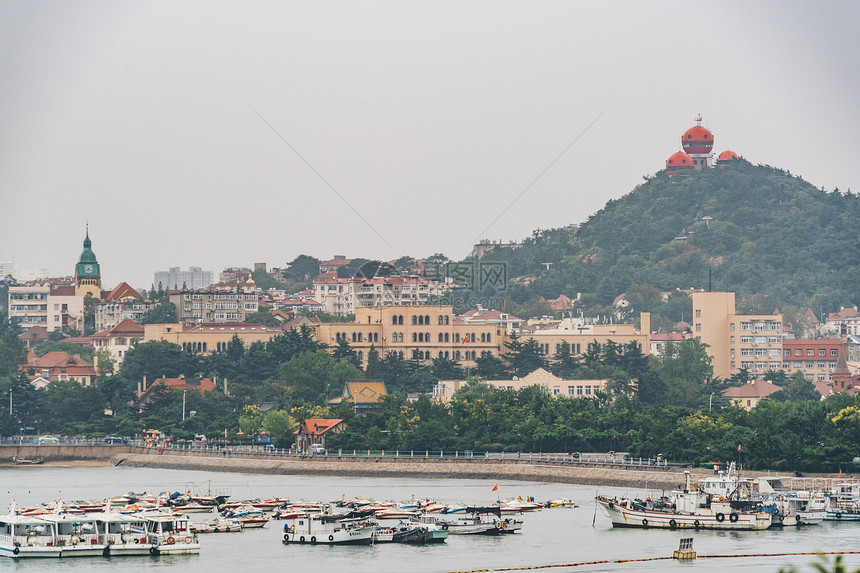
[0,465,856,573]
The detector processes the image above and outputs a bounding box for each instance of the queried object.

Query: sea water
[0,464,855,573]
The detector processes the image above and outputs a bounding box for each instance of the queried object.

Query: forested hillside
[479,161,860,321]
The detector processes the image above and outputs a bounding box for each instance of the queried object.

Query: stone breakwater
[112,451,695,489]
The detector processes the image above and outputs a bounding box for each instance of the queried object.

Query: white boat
[144,513,200,554]
[596,471,772,530]
[441,507,521,535]
[825,482,860,520]
[236,517,269,529]
[282,508,376,545]
[373,523,424,543]
[0,512,60,558]
[40,514,105,556]
[191,518,243,533]
[96,511,152,556]
[407,515,449,543]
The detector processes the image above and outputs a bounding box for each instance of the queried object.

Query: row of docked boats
[0,503,199,559]
[595,465,860,531]
[280,504,526,545]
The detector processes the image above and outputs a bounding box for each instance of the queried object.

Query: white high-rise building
[153,267,213,291]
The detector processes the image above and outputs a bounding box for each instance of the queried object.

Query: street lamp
[709,392,715,411]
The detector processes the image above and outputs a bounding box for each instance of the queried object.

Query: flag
[737,443,741,452]
[492,484,498,492]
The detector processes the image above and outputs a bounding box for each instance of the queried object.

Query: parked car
[310,444,326,455]
[103,436,128,444]
[37,435,60,444]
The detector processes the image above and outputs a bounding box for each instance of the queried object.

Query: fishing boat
[825,482,860,520]
[191,518,243,533]
[11,457,45,465]
[281,508,377,545]
[595,471,772,530]
[406,514,449,543]
[441,507,522,535]
[372,523,424,543]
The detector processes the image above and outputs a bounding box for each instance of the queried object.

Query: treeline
[1,316,857,472]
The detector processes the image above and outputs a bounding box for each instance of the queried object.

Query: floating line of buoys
[446,550,860,573]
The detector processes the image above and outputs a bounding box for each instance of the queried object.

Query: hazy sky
[2,1,858,290]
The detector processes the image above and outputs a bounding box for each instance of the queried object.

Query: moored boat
[282,508,376,545]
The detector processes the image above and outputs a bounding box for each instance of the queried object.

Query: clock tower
[75,226,102,299]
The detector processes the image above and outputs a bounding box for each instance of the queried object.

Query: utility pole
[182,390,187,421]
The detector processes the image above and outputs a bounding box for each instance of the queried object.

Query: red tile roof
[722,380,781,399]
[104,282,143,302]
[51,286,76,296]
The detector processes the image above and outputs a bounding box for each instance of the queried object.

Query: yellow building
[691,292,783,379]
[521,313,651,358]
[315,305,502,367]
[74,229,102,299]
[144,322,285,353]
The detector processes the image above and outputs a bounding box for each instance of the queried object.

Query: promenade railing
[0,436,669,467]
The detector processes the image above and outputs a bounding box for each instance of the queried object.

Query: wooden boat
[11,457,44,465]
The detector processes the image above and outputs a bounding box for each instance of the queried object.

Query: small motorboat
[191,518,243,533]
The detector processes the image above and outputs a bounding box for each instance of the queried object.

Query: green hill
[480,161,860,323]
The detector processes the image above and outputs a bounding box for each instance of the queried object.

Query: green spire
[76,225,100,276]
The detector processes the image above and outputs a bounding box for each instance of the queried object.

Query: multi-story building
[782,339,843,382]
[21,351,97,387]
[314,305,502,368]
[153,267,213,291]
[518,313,651,359]
[823,307,860,336]
[458,308,523,333]
[313,276,453,316]
[145,322,284,354]
[8,282,84,332]
[90,319,146,367]
[168,282,259,326]
[95,282,154,331]
[691,292,783,379]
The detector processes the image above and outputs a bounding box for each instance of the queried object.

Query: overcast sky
[2,1,858,290]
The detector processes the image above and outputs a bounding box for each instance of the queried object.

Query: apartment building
[691,291,783,379]
[168,283,259,326]
[144,322,284,353]
[313,276,452,316]
[95,282,154,331]
[8,282,84,332]
[519,313,651,359]
[782,339,842,382]
[153,266,213,291]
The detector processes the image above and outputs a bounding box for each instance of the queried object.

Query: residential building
[691,292,783,379]
[89,319,146,367]
[313,276,453,316]
[314,305,502,368]
[823,307,860,336]
[168,282,259,326]
[458,308,523,333]
[95,282,154,331]
[219,267,252,283]
[318,255,353,276]
[327,381,387,414]
[20,326,49,348]
[153,267,213,291]
[649,332,694,356]
[294,419,346,452]
[433,367,607,403]
[782,339,843,383]
[8,281,84,332]
[722,380,781,411]
[21,350,97,387]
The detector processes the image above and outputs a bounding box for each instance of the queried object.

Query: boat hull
[596,498,771,530]
[283,529,374,545]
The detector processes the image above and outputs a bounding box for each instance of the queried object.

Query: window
[412,315,417,325]
[818,349,825,356]
[784,349,791,356]
[730,349,735,358]
[740,322,752,330]
[730,336,736,344]
[795,349,802,356]
[695,323,701,332]
[741,336,753,344]
[553,386,560,395]
[695,309,701,318]
[730,323,735,331]
[831,349,838,356]
[585,386,592,395]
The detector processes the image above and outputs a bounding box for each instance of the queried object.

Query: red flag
[492,484,498,492]
[737,443,742,452]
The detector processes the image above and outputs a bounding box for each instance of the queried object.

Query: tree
[32,340,95,363]
[244,310,281,327]
[94,347,116,377]
[279,350,363,404]
[119,340,197,385]
[262,410,297,446]
[0,329,27,377]
[251,269,285,290]
[651,338,714,407]
[474,352,509,380]
[365,346,381,379]
[332,339,361,369]
[282,255,321,283]
[238,405,264,435]
[771,371,823,402]
[501,335,547,377]
[140,302,177,324]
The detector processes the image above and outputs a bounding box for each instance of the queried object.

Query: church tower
[74,226,102,299]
